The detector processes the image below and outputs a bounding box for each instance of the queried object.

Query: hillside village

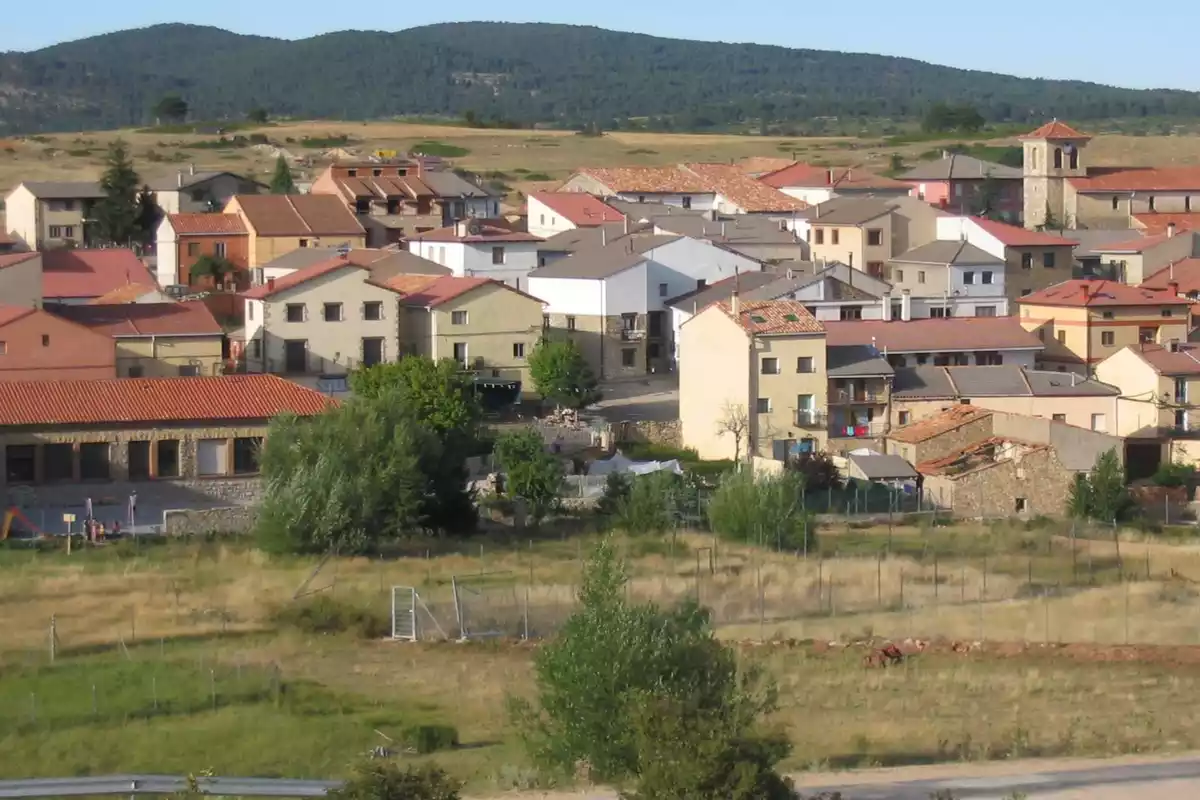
[5,119,1200,521]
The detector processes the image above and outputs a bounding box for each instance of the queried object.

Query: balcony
[830,389,886,404]
[828,420,888,439]
[620,329,646,341]
[795,409,828,428]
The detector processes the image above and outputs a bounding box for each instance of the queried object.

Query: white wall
[935,216,1007,260]
[155,217,180,286]
[603,264,650,315]
[947,263,1006,298]
[527,196,575,238]
[4,185,37,249]
[408,240,468,274]
[780,186,836,205]
[461,242,540,289]
[615,192,718,211]
[526,276,606,315]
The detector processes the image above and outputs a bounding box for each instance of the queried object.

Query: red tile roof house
[40,249,157,306]
[1086,228,1200,285]
[936,216,1078,299]
[759,163,911,205]
[0,304,117,381]
[0,374,333,512]
[823,316,1044,369]
[559,164,804,216]
[0,252,44,308]
[526,192,624,239]
[156,212,250,289]
[897,155,1024,222]
[407,220,543,291]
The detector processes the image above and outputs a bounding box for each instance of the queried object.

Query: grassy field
[5,524,1200,788]
[5,120,1200,207]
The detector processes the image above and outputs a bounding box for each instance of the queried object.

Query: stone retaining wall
[161,506,258,535]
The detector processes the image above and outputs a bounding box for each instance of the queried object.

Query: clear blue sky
[3,2,1197,92]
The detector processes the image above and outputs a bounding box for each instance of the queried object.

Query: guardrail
[0,775,342,798]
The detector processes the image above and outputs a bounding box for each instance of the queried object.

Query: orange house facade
[0,306,117,381]
[157,213,251,289]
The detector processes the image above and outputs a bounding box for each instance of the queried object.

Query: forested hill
[2,22,1199,133]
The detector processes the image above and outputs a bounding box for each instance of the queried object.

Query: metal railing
[795,409,828,427]
[620,329,646,341]
[828,420,888,438]
[830,389,886,404]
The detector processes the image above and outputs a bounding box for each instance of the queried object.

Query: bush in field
[328,763,460,800]
[615,471,680,534]
[707,470,815,551]
[493,428,564,524]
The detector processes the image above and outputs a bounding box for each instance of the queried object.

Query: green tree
[1066,473,1092,519]
[135,184,160,246]
[269,155,297,194]
[511,540,785,787]
[92,139,142,245]
[707,470,814,551]
[493,428,564,524]
[1088,448,1132,522]
[247,107,269,124]
[886,153,906,176]
[187,254,239,288]
[528,338,600,409]
[328,763,460,800]
[615,471,679,534]
[153,93,189,124]
[1041,201,1060,231]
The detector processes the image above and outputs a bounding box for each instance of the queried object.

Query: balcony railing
[620,329,646,341]
[830,389,886,404]
[828,420,888,439]
[795,409,828,428]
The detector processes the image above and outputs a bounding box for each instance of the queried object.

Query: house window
[1057,330,1067,344]
[814,229,824,245]
[918,271,926,284]
[867,229,883,246]
[638,195,646,203]
[696,279,707,290]
[659,282,668,297]
[42,444,73,483]
[178,365,201,377]
[1091,413,1106,432]
[1021,252,1033,269]
[566,316,577,331]
[299,239,309,248]
[893,269,904,282]
[963,271,975,285]
[492,246,506,265]
[1101,331,1115,346]
[48,226,64,238]
[831,229,840,245]
[761,357,779,374]
[1052,413,1067,422]
[286,304,304,322]
[41,334,49,347]
[975,306,997,317]
[1112,196,1120,211]
[756,397,771,414]
[363,301,383,321]
[233,437,263,475]
[1102,311,1114,319]
[452,310,468,325]
[1015,497,1027,513]
[79,442,110,481]
[1139,327,1156,343]
[539,214,545,226]
[127,365,145,378]
[156,440,180,478]
[976,351,1003,365]
[323,303,343,322]
[797,356,814,373]
[1043,252,1056,268]
[898,411,911,426]
[247,304,255,321]
[453,342,468,364]
[347,169,358,177]
[250,339,261,358]
[621,313,636,331]
[214,241,227,258]
[621,348,636,367]
[930,307,951,318]
[4,445,35,484]
[187,242,201,257]
[682,196,692,210]
[1162,309,1174,317]
[542,315,550,329]
[981,271,993,284]
[839,305,863,321]
[867,261,885,278]
[1053,148,1063,169]
[513,342,526,359]
[1148,196,1156,212]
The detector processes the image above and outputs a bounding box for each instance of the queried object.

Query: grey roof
[1069,229,1143,258]
[666,271,780,311]
[605,199,707,222]
[848,453,919,481]
[363,249,451,278]
[892,365,1119,399]
[529,234,681,279]
[827,345,894,377]
[803,198,894,226]
[261,247,346,272]
[652,214,800,246]
[538,223,650,254]
[422,171,497,199]
[21,181,104,199]
[742,271,877,303]
[891,240,1001,266]
[148,171,265,191]
[899,155,1023,182]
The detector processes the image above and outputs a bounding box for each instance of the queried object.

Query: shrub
[404,724,460,754]
[328,763,460,800]
[1153,461,1195,488]
[614,471,679,534]
[707,470,815,551]
[271,595,390,639]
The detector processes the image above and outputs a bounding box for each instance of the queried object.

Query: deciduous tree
[154,94,189,124]
[493,428,564,524]
[528,338,600,409]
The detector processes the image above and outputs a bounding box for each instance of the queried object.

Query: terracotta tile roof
[231,194,365,237]
[241,257,366,300]
[414,221,542,243]
[679,163,803,212]
[529,192,625,226]
[1093,232,1174,254]
[1019,121,1091,141]
[918,436,1048,477]
[888,404,992,444]
[41,249,156,300]
[718,299,824,335]
[167,213,247,235]
[1133,342,1200,376]
[0,252,40,270]
[88,283,163,305]
[1141,259,1200,294]
[1018,279,1191,308]
[575,166,713,194]
[823,317,1043,353]
[0,232,16,245]
[760,163,908,191]
[1069,167,1200,193]
[1133,213,1200,235]
[54,301,223,337]
[0,305,33,327]
[390,275,545,308]
[969,217,1077,248]
[0,374,333,427]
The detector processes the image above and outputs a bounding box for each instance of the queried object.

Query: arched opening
[1053,148,1063,169]
[1068,148,1079,170]
[1030,148,1038,170]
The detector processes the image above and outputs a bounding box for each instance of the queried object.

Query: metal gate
[391,586,417,641]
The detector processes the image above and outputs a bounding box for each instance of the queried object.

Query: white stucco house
[407,220,543,290]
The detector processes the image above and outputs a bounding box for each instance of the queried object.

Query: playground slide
[1,508,42,539]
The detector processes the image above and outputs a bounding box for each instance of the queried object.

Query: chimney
[1080,283,1090,301]
[189,163,196,176]
[1169,281,1180,296]
[1070,372,1077,387]
[1168,222,1177,238]
[815,202,822,219]
[623,214,629,235]
[1170,339,1181,353]
[601,226,607,246]
[826,169,833,185]
[455,219,468,238]
[882,291,893,321]
[721,221,727,238]
[176,171,183,188]
[901,288,912,322]
[267,277,276,291]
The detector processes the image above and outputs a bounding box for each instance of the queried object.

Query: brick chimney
[1080,283,1090,301]
[267,277,276,291]
[1169,280,1180,296]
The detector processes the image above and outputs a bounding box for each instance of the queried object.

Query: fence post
[152,675,158,711]
[817,557,824,613]
[523,587,530,641]
[899,570,905,609]
[876,553,882,608]
[210,669,217,710]
[1124,577,1130,646]
[92,684,98,718]
[29,693,36,725]
[933,555,939,604]
[49,615,56,664]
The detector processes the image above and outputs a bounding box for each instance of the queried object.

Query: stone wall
[889,414,994,466]
[614,419,682,448]
[162,505,258,535]
[1,478,262,511]
[924,447,1072,518]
